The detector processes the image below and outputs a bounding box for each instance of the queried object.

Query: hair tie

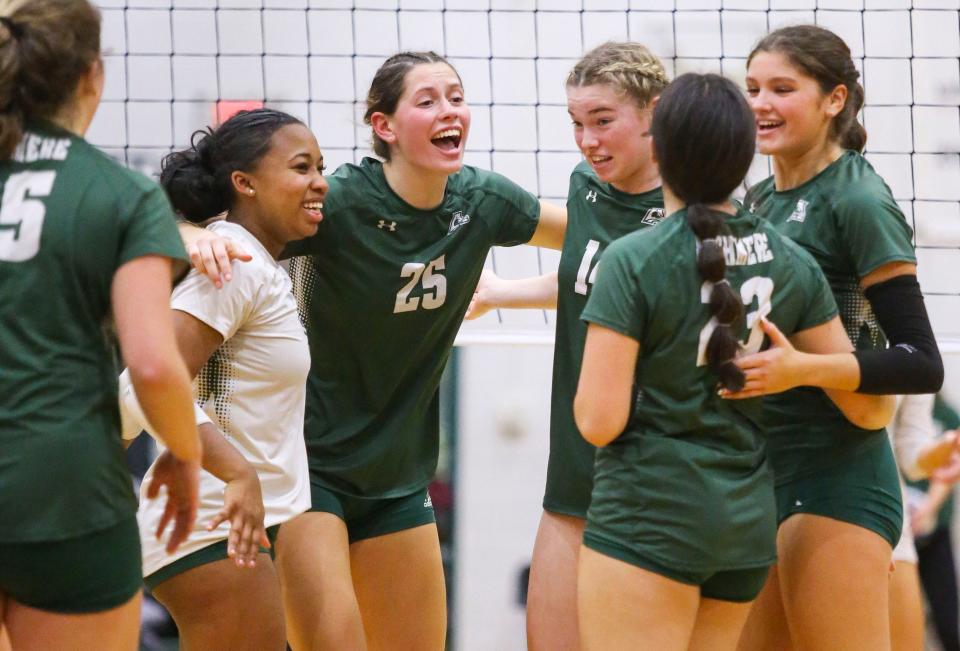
[0,16,23,40]
[714,279,730,286]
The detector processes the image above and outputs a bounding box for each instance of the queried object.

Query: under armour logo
[378,220,397,231]
[585,190,597,203]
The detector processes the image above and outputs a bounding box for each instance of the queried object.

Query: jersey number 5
[696,276,774,366]
[394,255,447,313]
[0,171,56,262]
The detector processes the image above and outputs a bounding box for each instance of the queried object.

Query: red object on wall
[215,100,265,125]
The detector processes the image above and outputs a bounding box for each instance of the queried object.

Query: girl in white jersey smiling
[122,108,327,650]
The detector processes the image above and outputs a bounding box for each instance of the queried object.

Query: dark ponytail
[687,204,746,392]
[160,108,303,223]
[652,73,756,392]
[749,25,866,153]
[0,0,101,160]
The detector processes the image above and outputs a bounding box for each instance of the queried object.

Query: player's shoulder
[606,211,685,263]
[827,151,898,214]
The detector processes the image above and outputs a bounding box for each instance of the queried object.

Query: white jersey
[138,221,311,578]
[889,394,938,564]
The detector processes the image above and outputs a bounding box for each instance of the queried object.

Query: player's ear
[231,171,256,198]
[370,112,397,147]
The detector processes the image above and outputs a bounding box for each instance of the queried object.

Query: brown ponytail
[0,0,101,161]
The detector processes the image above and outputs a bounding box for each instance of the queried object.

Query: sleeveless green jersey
[544,161,663,516]
[0,121,187,542]
[582,207,837,571]
[745,151,916,484]
[286,158,540,498]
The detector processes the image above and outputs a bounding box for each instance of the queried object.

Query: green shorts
[775,439,902,548]
[310,484,436,543]
[583,532,770,603]
[0,517,141,614]
[144,524,280,591]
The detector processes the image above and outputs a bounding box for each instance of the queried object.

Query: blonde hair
[567,41,669,109]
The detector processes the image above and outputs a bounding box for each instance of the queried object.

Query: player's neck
[772,139,844,192]
[663,185,736,217]
[382,158,449,210]
[228,211,282,259]
[610,165,661,195]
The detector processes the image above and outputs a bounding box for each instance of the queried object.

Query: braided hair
[651,74,757,391]
[567,41,669,109]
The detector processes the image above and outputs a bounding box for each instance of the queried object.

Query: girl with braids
[573,73,892,650]
[181,51,566,650]
[731,25,944,650]
[466,41,668,649]
[0,1,200,649]
[120,108,327,650]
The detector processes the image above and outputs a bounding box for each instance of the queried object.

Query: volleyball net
[91,1,960,351]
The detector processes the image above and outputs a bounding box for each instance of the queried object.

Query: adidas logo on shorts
[424,493,433,509]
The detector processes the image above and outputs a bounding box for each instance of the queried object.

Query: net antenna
[92,1,959,352]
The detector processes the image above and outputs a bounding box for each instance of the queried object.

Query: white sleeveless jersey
[138,221,311,577]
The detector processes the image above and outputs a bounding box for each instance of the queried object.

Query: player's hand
[146,451,201,553]
[187,232,252,288]
[465,269,501,320]
[910,497,939,537]
[206,467,269,568]
[720,318,802,399]
[931,430,960,483]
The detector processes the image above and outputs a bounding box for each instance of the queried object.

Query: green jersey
[544,161,663,517]
[286,158,540,498]
[0,121,186,543]
[745,151,916,485]
[582,207,837,571]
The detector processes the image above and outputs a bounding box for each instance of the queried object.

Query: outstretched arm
[178,221,252,288]
[527,200,567,250]
[465,269,558,320]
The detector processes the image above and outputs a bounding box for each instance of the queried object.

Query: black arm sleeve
[853,274,944,395]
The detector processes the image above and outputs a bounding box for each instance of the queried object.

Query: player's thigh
[527,510,586,651]
[152,553,284,651]
[778,513,893,651]
[889,560,924,651]
[689,597,755,651]
[350,523,446,651]
[4,591,140,651]
[736,564,793,651]
[275,511,366,651]
[577,545,699,651]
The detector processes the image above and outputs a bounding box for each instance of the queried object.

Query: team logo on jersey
[448,210,470,234]
[640,207,665,226]
[585,190,598,203]
[377,219,397,231]
[787,199,809,223]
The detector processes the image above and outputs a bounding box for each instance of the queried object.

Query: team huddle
[0,0,949,650]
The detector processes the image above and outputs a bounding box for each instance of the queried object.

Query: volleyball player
[729,25,944,650]
[182,51,566,650]
[574,72,892,651]
[467,41,669,650]
[0,1,200,649]
[119,109,327,650]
